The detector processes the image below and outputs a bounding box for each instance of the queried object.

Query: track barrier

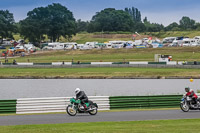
[109,95,182,109]
[0,95,185,114]
[0,100,17,114]
[16,96,110,114]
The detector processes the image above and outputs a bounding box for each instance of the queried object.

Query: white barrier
[64,62,72,65]
[52,62,72,65]
[129,62,148,65]
[16,96,110,114]
[178,61,183,65]
[91,62,112,65]
[167,61,177,65]
[17,63,33,65]
[52,62,63,65]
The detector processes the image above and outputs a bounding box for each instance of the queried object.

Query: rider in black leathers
[75,88,88,109]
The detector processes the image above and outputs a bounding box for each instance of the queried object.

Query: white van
[180,38,191,47]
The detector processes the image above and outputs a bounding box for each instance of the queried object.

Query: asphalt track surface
[0,109,200,126]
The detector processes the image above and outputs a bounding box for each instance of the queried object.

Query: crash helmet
[75,88,81,95]
[185,87,190,92]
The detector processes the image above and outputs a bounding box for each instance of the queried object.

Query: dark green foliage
[125,7,141,22]
[76,19,89,33]
[88,8,133,32]
[19,3,76,42]
[0,10,15,39]
[179,16,196,30]
[165,22,180,31]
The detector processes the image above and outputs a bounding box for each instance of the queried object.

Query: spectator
[13,59,17,65]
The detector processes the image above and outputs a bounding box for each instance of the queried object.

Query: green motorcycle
[66,98,98,116]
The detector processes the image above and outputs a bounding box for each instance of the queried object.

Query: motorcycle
[180,95,200,112]
[66,97,98,116]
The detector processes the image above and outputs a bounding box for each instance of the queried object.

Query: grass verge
[1,119,200,133]
[0,67,199,78]
[2,47,200,63]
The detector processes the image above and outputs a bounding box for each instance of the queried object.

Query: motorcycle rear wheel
[88,105,98,115]
[66,105,77,116]
[180,103,189,112]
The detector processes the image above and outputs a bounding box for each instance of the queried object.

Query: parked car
[0,46,6,49]
[15,45,25,53]
[168,41,179,47]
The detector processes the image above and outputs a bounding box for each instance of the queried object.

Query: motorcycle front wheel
[88,105,98,115]
[180,102,189,112]
[66,105,77,116]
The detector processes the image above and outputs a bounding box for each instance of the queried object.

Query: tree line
[0,3,200,43]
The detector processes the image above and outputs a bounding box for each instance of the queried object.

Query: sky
[1,0,200,26]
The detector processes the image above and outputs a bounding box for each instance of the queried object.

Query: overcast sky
[1,0,200,26]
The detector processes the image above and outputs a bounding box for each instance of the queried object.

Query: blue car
[0,46,6,49]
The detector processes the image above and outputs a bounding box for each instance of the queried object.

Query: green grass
[1,119,200,133]
[3,47,200,63]
[0,67,199,78]
[13,31,200,44]
[146,31,200,38]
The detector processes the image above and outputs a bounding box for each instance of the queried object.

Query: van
[180,38,191,47]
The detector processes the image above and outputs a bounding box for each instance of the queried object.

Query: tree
[134,22,146,32]
[125,7,141,22]
[19,7,48,43]
[195,22,200,31]
[165,22,179,31]
[20,3,76,42]
[143,17,148,23]
[76,19,89,33]
[0,10,15,39]
[179,16,195,30]
[19,17,44,43]
[89,8,133,32]
[46,3,76,42]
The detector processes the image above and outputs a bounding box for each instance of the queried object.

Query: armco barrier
[0,100,16,114]
[109,95,182,109]
[16,96,110,114]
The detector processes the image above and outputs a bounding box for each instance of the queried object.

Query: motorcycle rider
[75,88,89,110]
[185,87,198,105]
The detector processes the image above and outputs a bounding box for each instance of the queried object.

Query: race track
[0,109,200,126]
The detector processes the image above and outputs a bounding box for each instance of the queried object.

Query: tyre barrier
[0,100,16,114]
[109,95,182,109]
[0,95,185,114]
[16,96,110,114]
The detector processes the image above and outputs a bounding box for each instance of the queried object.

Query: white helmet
[75,88,81,95]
